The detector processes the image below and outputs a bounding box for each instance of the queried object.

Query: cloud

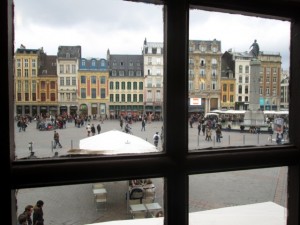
[14,0,290,69]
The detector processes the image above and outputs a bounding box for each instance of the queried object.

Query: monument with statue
[243,40,265,127]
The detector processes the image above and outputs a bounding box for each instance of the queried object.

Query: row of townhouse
[14,39,288,118]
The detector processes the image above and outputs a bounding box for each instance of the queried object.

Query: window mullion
[164,1,189,225]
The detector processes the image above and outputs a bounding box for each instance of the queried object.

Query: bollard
[51,140,54,152]
[71,140,73,149]
[228,135,230,146]
[243,135,245,145]
[198,134,199,146]
[213,136,215,147]
[257,133,259,144]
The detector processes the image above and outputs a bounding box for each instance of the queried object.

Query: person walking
[141,119,146,131]
[153,132,160,148]
[197,123,201,135]
[18,205,33,225]
[86,124,91,136]
[216,125,222,142]
[91,124,96,136]
[96,123,101,134]
[53,130,62,148]
[33,200,44,225]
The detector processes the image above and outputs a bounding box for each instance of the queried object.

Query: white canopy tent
[68,130,158,155]
[85,202,286,225]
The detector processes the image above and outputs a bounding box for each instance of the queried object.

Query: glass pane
[16,178,164,224]
[188,9,290,150]
[189,167,287,224]
[14,0,163,160]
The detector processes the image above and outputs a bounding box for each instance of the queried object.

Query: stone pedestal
[244,110,265,126]
[243,59,265,127]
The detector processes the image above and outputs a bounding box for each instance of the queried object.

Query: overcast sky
[14,0,290,70]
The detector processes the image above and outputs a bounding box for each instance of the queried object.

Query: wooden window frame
[2,0,300,225]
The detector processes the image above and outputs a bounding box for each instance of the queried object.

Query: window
[81,76,86,84]
[239,65,243,73]
[127,82,131,90]
[72,77,76,86]
[116,82,119,90]
[245,65,249,73]
[91,88,96,98]
[91,76,96,84]
[101,88,105,98]
[60,77,64,86]
[66,77,70,85]
[119,70,124,76]
[72,65,76,73]
[101,77,106,84]
[50,93,55,101]
[127,94,131,102]
[245,76,249,83]
[110,94,114,102]
[136,70,142,76]
[115,94,119,102]
[133,94,137,102]
[230,84,234,92]
[110,81,114,90]
[133,82,137,90]
[41,81,46,89]
[139,94,143,102]
[222,95,227,102]
[239,76,242,83]
[139,82,143,90]
[121,94,125,102]
[223,84,227,91]
[50,81,55,89]
[81,88,86,98]
[121,81,125,90]
[41,93,46,101]
[6,2,298,225]
[238,85,242,94]
[60,65,64,73]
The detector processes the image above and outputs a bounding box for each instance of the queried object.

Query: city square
[15,119,287,225]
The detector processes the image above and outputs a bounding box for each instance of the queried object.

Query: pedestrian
[33,200,44,225]
[125,123,132,134]
[120,118,124,129]
[197,123,201,135]
[216,126,222,142]
[17,214,27,225]
[53,130,62,148]
[153,132,160,148]
[91,124,96,136]
[18,204,33,225]
[141,119,146,131]
[202,123,206,136]
[96,123,101,134]
[86,124,91,136]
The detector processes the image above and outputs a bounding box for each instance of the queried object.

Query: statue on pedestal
[249,39,260,58]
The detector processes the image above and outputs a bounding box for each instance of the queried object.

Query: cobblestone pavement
[15,119,287,224]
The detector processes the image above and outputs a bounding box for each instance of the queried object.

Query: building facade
[258,52,282,110]
[15,46,41,116]
[143,38,164,118]
[57,46,81,116]
[188,39,222,114]
[77,57,109,117]
[107,50,144,119]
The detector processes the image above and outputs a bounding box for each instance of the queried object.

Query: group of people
[17,200,44,225]
[86,123,102,136]
[198,123,223,142]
